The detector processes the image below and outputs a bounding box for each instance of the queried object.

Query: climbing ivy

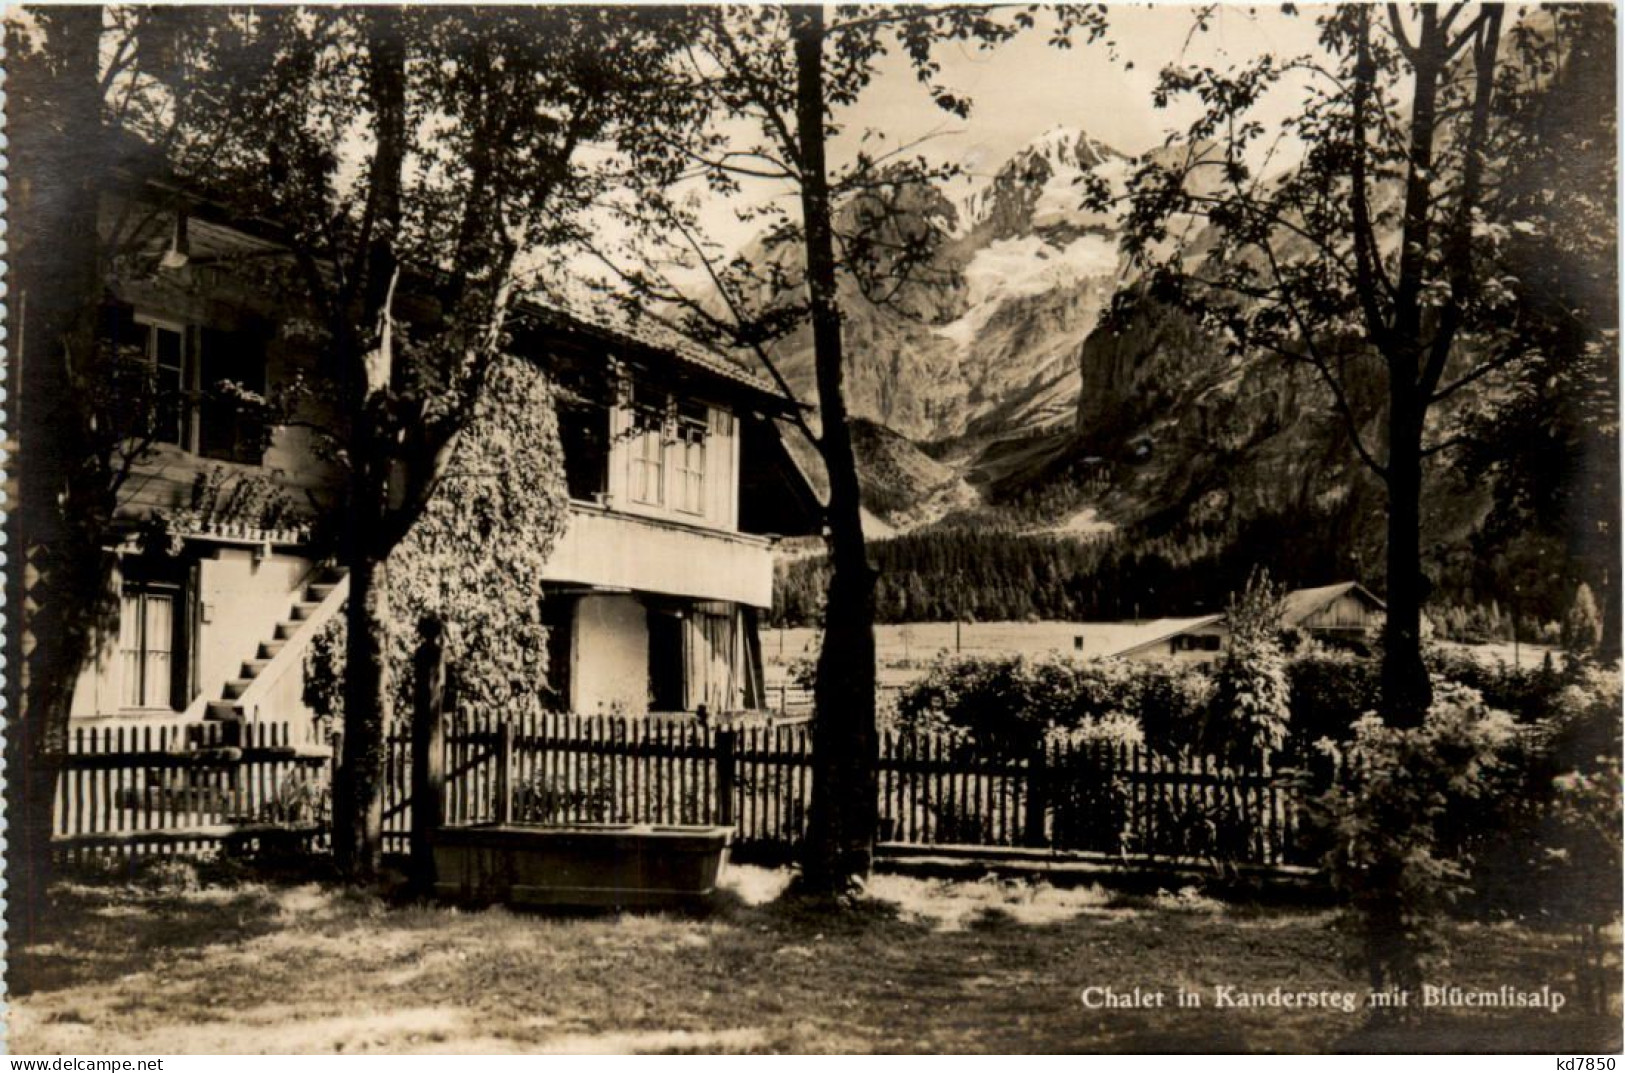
[306,355,570,725]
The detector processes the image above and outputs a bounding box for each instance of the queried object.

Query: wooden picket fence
[383,710,1320,870]
[53,720,332,862]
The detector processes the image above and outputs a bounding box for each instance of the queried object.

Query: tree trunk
[792,5,879,894]
[1381,403,1432,728]
[331,15,408,881]
[1378,10,1445,731]
[1600,578,1622,665]
[334,549,391,878]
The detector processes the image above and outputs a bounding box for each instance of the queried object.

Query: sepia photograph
[3,1,1620,1056]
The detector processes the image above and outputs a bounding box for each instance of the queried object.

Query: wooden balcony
[542,501,774,608]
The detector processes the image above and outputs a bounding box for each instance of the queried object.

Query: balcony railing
[542,500,773,608]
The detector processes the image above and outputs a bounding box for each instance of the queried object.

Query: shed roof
[1278,581,1386,626]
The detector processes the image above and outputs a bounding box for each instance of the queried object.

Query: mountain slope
[754,125,1502,614]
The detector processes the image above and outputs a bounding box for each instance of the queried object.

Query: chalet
[1276,581,1387,641]
[1102,582,1386,667]
[49,197,820,745]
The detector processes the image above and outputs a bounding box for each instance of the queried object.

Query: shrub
[1317,684,1521,991]
[1425,645,1574,722]
[515,770,616,824]
[1047,744,1133,854]
[1563,583,1604,658]
[1462,661,1623,924]
[261,765,332,829]
[894,654,1210,759]
[301,355,570,730]
[1133,664,1217,757]
[1286,651,1382,752]
[1205,569,1290,764]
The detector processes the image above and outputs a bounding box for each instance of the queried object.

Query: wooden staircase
[201,565,347,746]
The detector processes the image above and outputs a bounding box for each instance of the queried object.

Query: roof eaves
[515,298,795,407]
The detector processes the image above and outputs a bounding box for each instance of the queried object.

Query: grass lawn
[8,863,1619,1054]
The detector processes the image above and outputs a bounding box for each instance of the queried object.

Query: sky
[836,6,1326,172]
[682,4,1332,258]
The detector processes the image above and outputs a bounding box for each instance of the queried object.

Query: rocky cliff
[755,125,1491,580]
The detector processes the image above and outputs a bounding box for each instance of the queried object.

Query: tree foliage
[1456,4,1620,660]
[774,515,1373,629]
[1209,569,1291,763]
[1563,582,1603,658]
[1318,685,1521,994]
[1103,4,1615,729]
[5,5,249,933]
[388,355,571,709]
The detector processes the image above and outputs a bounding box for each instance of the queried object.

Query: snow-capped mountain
[765,125,1130,448]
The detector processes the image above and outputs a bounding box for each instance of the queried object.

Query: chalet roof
[1099,614,1226,659]
[515,296,791,407]
[1279,581,1386,626]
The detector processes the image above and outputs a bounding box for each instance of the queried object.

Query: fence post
[1023,741,1048,847]
[716,728,737,828]
[494,721,514,826]
[410,619,448,895]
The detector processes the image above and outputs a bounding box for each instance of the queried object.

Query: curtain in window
[681,603,766,713]
[119,588,174,709]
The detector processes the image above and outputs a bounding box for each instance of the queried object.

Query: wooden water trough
[428,822,734,909]
[408,635,734,910]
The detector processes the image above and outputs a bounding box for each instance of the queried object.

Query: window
[672,400,708,515]
[112,315,190,447]
[622,383,721,517]
[105,303,270,461]
[198,322,270,464]
[119,583,181,710]
[628,385,667,507]
[558,396,611,501]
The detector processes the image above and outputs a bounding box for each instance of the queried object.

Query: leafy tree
[6,8,687,879]
[5,5,270,934]
[1104,4,1611,729]
[135,8,690,876]
[1457,5,1619,660]
[305,354,571,730]
[589,5,1103,893]
[1320,685,1520,996]
[8,5,109,939]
